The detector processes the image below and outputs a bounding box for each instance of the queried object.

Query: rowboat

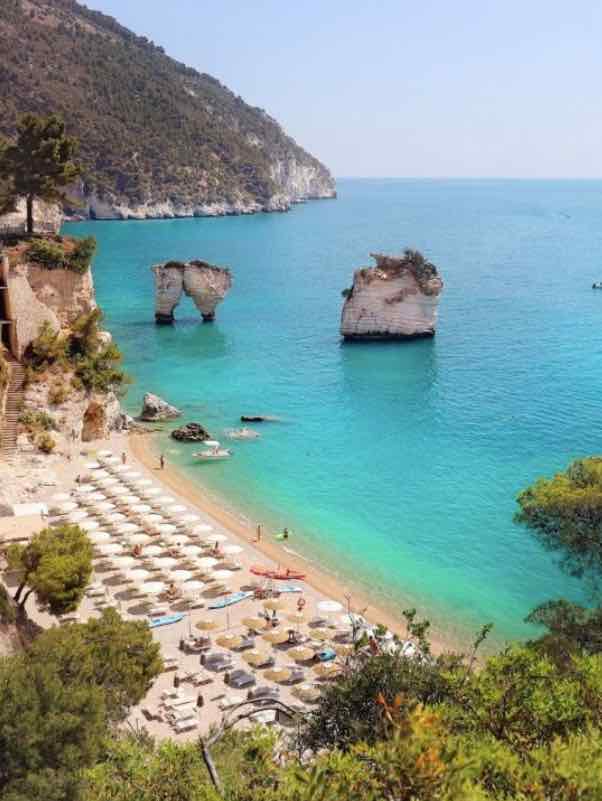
[250,565,306,581]
[148,613,184,628]
[208,591,253,609]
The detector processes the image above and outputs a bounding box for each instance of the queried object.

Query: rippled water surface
[66,179,602,645]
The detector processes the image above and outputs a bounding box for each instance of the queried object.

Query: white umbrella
[317,600,344,615]
[104,456,121,465]
[181,544,203,557]
[167,533,190,546]
[98,543,124,555]
[110,464,129,474]
[131,504,152,515]
[222,544,243,556]
[51,492,71,503]
[165,504,187,515]
[208,533,228,544]
[85,492,107,503]
[209,569,234,582]
[182,579,205,594]
[107,513,127,525]
[140,487,161,497]
[142,514,164,526]
[157,524,177,536]
[80,520,100,532]
[120,495,141,506]
[74,485,95,495]
[96,477,119,488]
[68,510,89,523]
[191,523,214,535]
[97,450,113,458]
[122,471,142,481]
[85,461,102,470]
[196,556,219,570]
[170,569,193,583]
[141,544,163,557]
[139,581,166,596]
[57,501,78,514]
[152,495,175,506]
[129,533,151,545]
[178,514,200,526]
[337,613,366,629]
[90,469,110,480]
[93,502,116,513]
[89,531,111,544]
[106,486,128,497]
[133,478,153,488]
[153,556,178,570]
[115,523,140,535]
[113,555,137,570]
[125,568,151,583]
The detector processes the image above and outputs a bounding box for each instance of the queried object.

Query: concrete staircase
[0,355,25,461]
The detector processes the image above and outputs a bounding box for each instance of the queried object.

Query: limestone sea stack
[152,260,232,324]
[340,250,443,341]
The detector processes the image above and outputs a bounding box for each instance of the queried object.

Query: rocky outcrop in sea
[138,393,182,422]
[340,250,444,340]
[152,260,232,324]
[171,422,211,442]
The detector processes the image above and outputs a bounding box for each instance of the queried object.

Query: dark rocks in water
[171,422,211,442]
[240,415,279,423]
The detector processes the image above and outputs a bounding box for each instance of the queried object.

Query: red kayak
[250,564,306,581]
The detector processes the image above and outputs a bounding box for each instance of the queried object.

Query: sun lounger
[249,709,277,725]
[218,693,245,711]
[174,718,198,733]
[141,706,164,722]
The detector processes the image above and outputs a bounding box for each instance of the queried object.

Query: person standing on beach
[256,524,262,543]
[121,451,127,465]
[160,453,165,470]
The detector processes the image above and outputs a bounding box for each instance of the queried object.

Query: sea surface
[65,179,602,647]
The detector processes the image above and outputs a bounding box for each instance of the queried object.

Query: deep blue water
[65,178,602,646]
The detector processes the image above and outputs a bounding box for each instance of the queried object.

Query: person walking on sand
[121,451,127,465]
[256,524,262,543]
[160,453,165,470]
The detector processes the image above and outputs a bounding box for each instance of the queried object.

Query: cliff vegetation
[0,0,335,214]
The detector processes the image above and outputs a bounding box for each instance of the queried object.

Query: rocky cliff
[340,250,444,341]
[0,0,336,221]
[152,260,232,324]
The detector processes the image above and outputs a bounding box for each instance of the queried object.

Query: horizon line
[334,175,602,181]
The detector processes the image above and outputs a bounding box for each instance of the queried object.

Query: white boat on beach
[194,440,232,461]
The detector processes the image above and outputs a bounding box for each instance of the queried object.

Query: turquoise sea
[65,179,602,647]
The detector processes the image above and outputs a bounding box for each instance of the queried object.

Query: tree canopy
[0,113,81,233]
[7,523,93,617]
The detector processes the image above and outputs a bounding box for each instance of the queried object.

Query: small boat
[593,282,602,289]
[225,428,261,440]
[277,584,304,594]
[194,440,232,461]
[148,613,184,629]
[208,590,253,609]
[250,565,306,581]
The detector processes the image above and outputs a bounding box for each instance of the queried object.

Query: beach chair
[174,718,198,733]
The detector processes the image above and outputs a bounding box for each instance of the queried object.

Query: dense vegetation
[25,308,128,395]
[0,0,333,211]
[27,235,96,274]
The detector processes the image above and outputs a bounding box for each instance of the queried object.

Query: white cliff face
[340,252,443,340]
[152,260,232,323]
[0,198,63,234]
[269,158,337,202]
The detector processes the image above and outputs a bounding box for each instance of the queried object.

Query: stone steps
[1,355,25,458]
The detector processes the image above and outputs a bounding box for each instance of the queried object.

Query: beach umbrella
[141,545,162,557]
[139,581,166,596]
[85,461,102,470]
[51,492,71,503]
[85,492,107,503]
[89,531,112,544]
[121,470,141,481]
[125,568,151,583]
[113,555,137,570]
[196,556,219,570]
[208,533,228,544]
[313,663,341,679]
[142,514,164,526]
[97,449,113,458]
[191,523,214,535]
[287,612,308,625]
[243,649,270,666]
[288,646,315,662]
[242,616,269,631]
[309,628,332,642]
[98,543,124,556]
[115,523,140,535]
[68,510,89,523]
[295,684,320,703]
[335,643,354,657]
[80,520,100,532]
[317,600,343,615]
[337,613,366,629]
[209,569,234,582]
[110,464,129,473]
[157,524,178,537]
[170,569,193,583]
[131,504,152,515]
[129,533,151,546]
[96,477,119,487]
[178,514,200,526]
[181,544,203,557]
[106,486,128,497]
[119,494,141,506]
[94,502,116,513]
[74,485,95,495]
[153,556,178,570]
[106,513,127,524]
[262,629,289,645]
[181,579,205,594]
[167,534,190,547]
[90,469,110,480]
[216,633,243,649]
[195,619,219,631]
[264,667,291,683]
[263,599,287,612]
[222,544,243,556]
[140,487,161,497]
[104,456,121,465]
[165,504,187,516]
[57,501,78,514]
[132,477,152,486]
[152,495,175,506]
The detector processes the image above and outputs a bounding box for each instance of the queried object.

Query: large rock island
[340,250,443,341]
[153,260,232,324]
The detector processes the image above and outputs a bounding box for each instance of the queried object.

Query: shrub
[27,238,66,269]
[48,381,70,405]
[19,409,56,434]
[36,432,56,453]
[69,236,97,274]
[0,349,8,393]
[27,235,96,274]
[25,321,68,370]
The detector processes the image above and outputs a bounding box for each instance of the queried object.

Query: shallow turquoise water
[65,179,602,646]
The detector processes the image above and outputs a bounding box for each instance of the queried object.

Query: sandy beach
[1,427,453,740]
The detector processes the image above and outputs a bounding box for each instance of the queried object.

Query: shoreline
[130,433,458,655]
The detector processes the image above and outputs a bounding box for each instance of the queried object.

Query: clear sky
[86,0,602,178]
